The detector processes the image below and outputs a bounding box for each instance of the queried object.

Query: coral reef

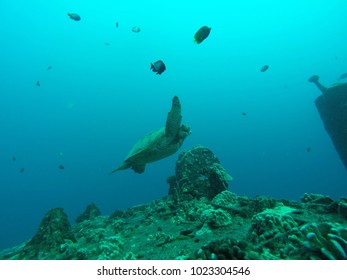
[19,208,75,259]
[168,145,232,201]
[301,222,347,259]
[75,203,101,223]
[1,190,346,260]
[1,145,346,260]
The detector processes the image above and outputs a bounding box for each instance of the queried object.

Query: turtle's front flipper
[165,96,182,139]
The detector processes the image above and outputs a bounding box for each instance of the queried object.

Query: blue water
[1,0,346,250]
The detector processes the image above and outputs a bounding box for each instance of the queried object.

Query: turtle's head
[308,75,319,83]
[178,124,191,141]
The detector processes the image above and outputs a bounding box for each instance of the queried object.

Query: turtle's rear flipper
[132,164,145,174]
[165,96,182,139]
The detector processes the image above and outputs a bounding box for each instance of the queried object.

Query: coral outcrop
[168,145,232,201]
[19,208,75,259]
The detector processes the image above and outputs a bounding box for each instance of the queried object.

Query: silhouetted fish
[116,22,119,28]
[47,66,52,71]
[58,164,64,170]
[36,81,40,86]
[13,156,16,161]
[337,73,347,81]
[20,167,25,173]
[68,13,81,21]
[104,42,110,46]
[260,65,269,72]
[132,26,140,33]
[241,112,247,116]
[306,147,311,152]
[150,60,166,75]
[194,26,211,44]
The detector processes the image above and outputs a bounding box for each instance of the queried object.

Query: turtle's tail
[110,163,130,174]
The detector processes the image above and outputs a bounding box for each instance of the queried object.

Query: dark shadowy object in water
[306,147,311,152]
[260,65,269,72]
[20,168,25,173]
[68,13,81,21]
[150,60,166,75]
[13,156,16,161]
[132,26,140,33]
[47,66,52,71]
[194,26,211,44]
[104,42,110,46]
[309,75,347,169]
[337,73,347,81]
[36,81,40,86]
[116,22,119,28]
[241,112,247,116]
[59,165,64,170]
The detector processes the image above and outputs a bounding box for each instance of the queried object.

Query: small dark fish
[13,156,16,161]
[194,26,211,44]
[132,26,140,33]
[150,60,166,75]
[306,147,311,152]
[20,167,25,173]
[104,42,110,46]
[260,65,269,72]
[116,22,119,28]
[58,164,64,170]
[241,112,247,116]
[47,66,52,71]
[337,73,347,81]
[36,81,40,86]
[68,13,81,21]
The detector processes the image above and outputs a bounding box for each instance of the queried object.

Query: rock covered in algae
[248,206,303,259]
[19,208,75,259]
[337,198,347,219]
[2,191,347,260]
[75,203,101,223]
[169,145,232,201]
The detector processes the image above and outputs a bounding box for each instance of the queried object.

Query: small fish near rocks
[150,60,166,75]
[68,13,81,21]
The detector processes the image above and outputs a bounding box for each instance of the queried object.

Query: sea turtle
[111,96,191,174]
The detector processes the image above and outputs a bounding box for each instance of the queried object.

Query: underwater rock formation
[168,145,232,201]
[75,203,101,223]
[19,208,75,259]
[1,192,347,260]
